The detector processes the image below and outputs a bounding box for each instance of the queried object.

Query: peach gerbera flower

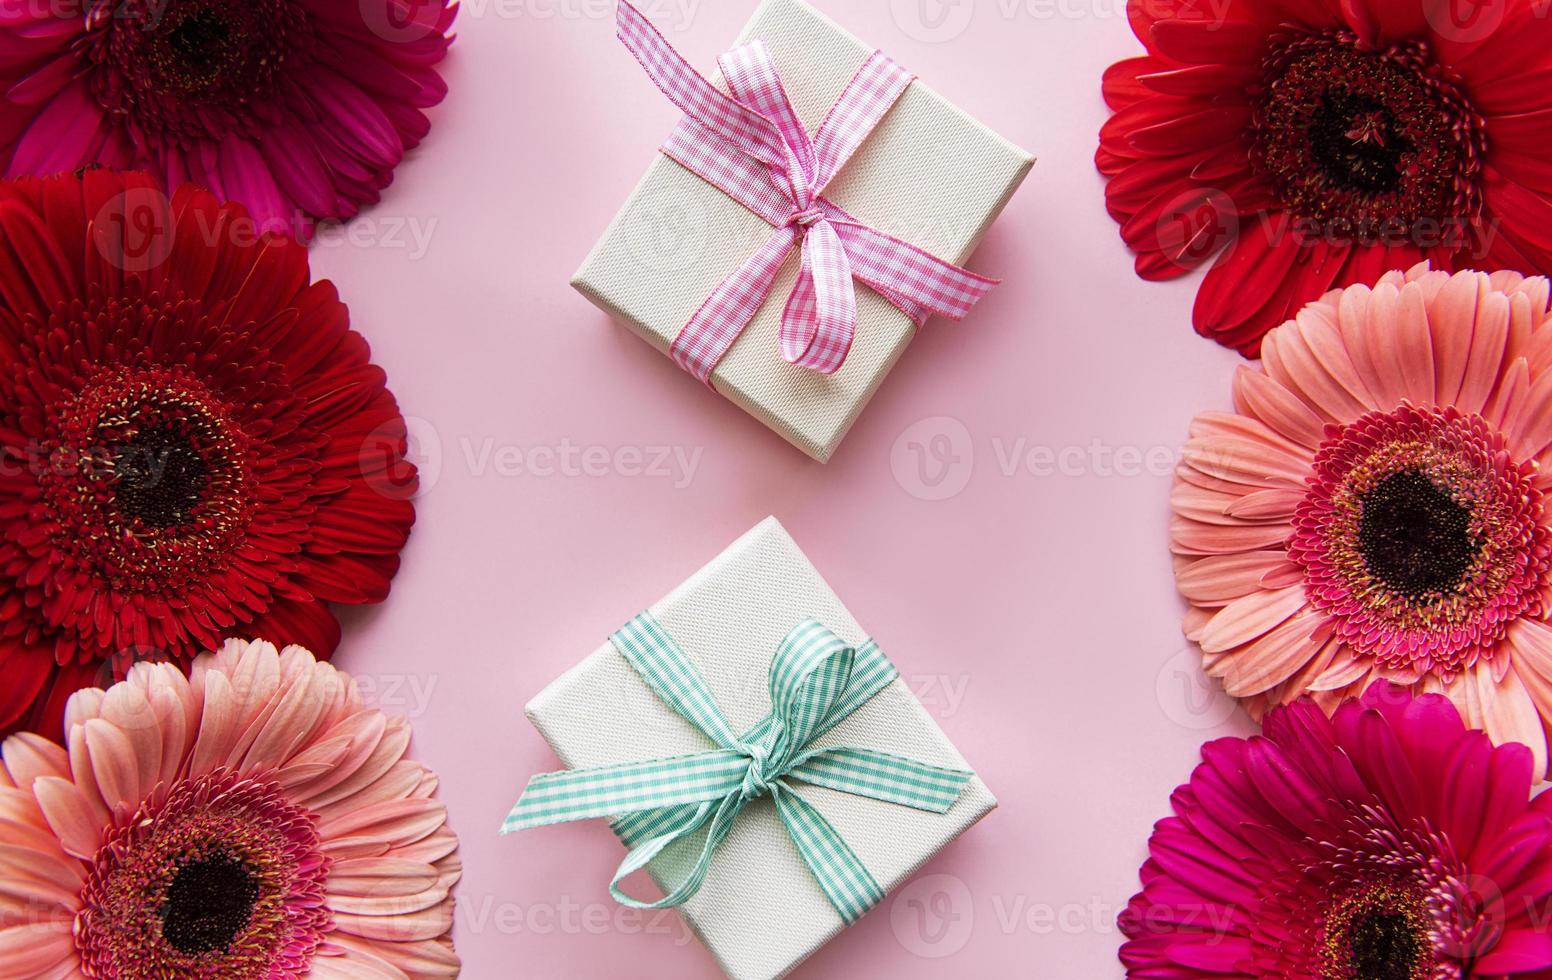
[1174,264,1552,773]
[0,639,460,978]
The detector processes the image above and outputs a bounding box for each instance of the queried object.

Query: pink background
[309,1,1258,976]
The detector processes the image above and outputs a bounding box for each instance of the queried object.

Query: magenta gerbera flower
[1121,684,1552,978]
[0,0,456,236]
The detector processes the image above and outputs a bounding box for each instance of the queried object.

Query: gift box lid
[572,0,1033,462]
[523,517,997,979]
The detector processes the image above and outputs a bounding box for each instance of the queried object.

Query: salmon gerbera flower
[1173,265,1552,773]
[0,638,461,978]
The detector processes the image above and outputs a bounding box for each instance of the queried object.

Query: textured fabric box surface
[572,0,1033,461]
[523,517,997,980]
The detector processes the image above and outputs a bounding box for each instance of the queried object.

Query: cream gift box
[519,517,996,979]
[572,0,1034,462]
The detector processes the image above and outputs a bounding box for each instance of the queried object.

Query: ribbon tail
[609,794,746,911]
[771,783,885,924]
[500,749,747,832]
[671,226,799,383]
[828,216,999,323]
[780,220,856,375]
[616,0,790,171]
[613,802,699,847]
[785,746,973,813]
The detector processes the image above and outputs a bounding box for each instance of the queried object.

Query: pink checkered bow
[617,0,1000,382]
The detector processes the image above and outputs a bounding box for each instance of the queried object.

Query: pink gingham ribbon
[617,0,999,381]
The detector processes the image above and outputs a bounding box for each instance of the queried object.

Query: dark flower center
[161,8,240,90]
[1348,912,1422,980]
[146,1,278,99]
[160,852,261,955]
[1288,405,1551,676]
[40,352,257,596]
[1314,879,1436,980]
[1250,32,1485,244]
[76,770,333,978]
[88,0,311,141]
[1310,92,1412,195]
[1357,469,1478,599]
[111,424,211,529]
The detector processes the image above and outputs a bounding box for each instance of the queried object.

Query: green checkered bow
[502,612,974,923]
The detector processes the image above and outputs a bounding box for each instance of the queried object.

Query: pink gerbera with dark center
[0,170,417,743]
[0,639,461,978]
[1121,685,1552,978]
[1098,0,1552,355]
[1172,266,1552,773]
[0,0,455,237]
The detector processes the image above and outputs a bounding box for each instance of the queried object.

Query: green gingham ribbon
[502,613,973,923]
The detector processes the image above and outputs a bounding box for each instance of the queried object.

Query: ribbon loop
[503,612,974,924]
[766,619,857,756]
[618,0,1000,384]
[719,39,814,207]
[780,216,856,373]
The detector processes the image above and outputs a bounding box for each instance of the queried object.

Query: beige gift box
[523,517,996,979]
[572,0,1033,462]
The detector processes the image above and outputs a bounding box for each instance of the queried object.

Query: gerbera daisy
[0,0,455,237]
[0,170,417,742]
[1098,0,1552,355]
[1120,684,1552,978]
[1173,265,1552,772]
[0,638,461,978]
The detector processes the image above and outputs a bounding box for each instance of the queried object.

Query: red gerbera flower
[1098,0,1552,356]
[0,0,455,237]
[0,170,417,742]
